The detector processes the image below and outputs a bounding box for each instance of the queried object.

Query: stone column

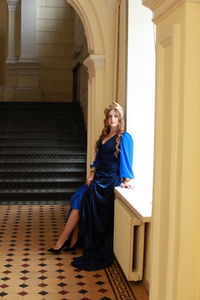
[143,1,200,300]
[16,0,41,101]
[6,0,20,63]
[4,0,41,101]
[4,0,20,100]
[83,54,105,175]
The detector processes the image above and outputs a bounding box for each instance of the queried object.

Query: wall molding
[7,0,20,11]
[143,0,200,22]
[84,54,105,78]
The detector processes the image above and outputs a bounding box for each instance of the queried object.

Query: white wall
[127,0,155,197]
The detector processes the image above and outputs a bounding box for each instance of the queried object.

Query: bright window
[126,1,155,200]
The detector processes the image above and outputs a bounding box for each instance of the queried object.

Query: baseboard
[142,278,149,293]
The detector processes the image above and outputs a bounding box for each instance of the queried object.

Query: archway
[67,0,105,54]
[67,0,108,173]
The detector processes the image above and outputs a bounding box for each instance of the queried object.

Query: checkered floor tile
[0,205,145,300]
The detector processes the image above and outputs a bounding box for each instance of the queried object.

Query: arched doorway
[67,0,117,173]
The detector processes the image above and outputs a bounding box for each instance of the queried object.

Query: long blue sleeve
[90,150,100,168]
[120,132,134,179]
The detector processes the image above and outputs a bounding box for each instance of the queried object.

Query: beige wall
[95,1,117,108]
[143,1,200,299]
[36,0,75,101]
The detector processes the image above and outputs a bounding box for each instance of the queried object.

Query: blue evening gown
[69,132,134,271]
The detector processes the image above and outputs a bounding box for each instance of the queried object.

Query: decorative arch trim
[67,0,105,54]
[66,0,115,173]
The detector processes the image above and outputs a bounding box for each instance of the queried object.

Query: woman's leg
[70,225,79,247]
[54,209,80,249]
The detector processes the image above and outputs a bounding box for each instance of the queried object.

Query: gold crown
[104,101,123,117]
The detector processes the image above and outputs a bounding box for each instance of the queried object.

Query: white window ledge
[114,186,152,222]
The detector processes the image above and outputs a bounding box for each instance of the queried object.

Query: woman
[48,101,134,271]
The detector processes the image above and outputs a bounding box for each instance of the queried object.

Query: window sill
[114,186,152,223]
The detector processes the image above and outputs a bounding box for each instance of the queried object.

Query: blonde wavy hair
[95,102,125,157]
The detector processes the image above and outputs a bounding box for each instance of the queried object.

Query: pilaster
[83,54,105,175]
[142,1,200,300]
[4,0,41,101]
[6,0,20,63]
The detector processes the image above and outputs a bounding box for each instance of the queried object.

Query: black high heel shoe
[48,240,70,254]
[63,241,78,252]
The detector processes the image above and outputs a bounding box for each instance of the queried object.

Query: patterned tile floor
[0,205,148,300]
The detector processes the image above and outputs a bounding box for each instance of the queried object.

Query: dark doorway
[72,63,81,103]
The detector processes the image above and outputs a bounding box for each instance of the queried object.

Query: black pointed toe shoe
[48,240,70,254]
[63,241,78,252]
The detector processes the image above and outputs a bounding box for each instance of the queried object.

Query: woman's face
[107,109,120,129]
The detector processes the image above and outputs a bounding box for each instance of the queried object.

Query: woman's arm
[120,132,134,189]
[86,167,96,185]
[86,148,99,185]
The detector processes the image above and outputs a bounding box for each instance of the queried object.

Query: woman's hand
[121,178,134,189]
[121,182,134,189]
[86,172,95,185]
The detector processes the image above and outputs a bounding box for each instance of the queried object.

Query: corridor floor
[0,205,148,300]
